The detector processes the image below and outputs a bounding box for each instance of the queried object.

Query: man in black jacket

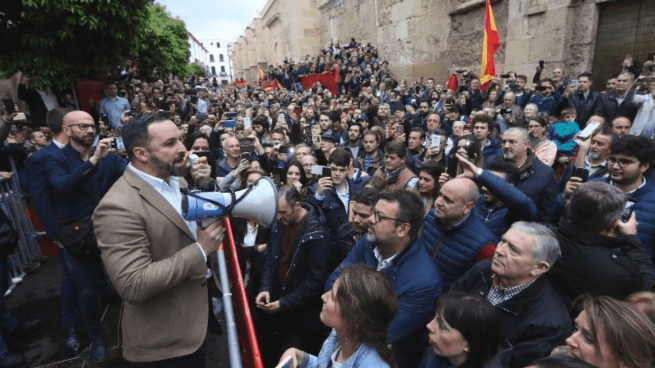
[451,221,571,368]
[594,72,639,122]
[547,182,654,308]
[17,74,60,127]
[557,72,601,130]
[501,128,557,222]
[256,186,332,364]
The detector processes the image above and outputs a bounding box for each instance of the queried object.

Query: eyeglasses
[66,123,96,131]
[372,208,405,223]
[607,156,638,168]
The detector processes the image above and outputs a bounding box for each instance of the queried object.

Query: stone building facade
[231,0,654,87]
[231,0,322,82]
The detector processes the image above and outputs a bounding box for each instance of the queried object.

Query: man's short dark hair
[375,190,423,238]
[486,160,521,186]
[329,148,351,167]
[384,141,406,159]
[121,112,171,160]
[329,110,341,123]
[352,188,379,207]
[568,182,625,233]
[270,128,286,139]
[410,127,425,137]
[540,78,554,86]
[578,72,593,81]
[252,115,269,130]
[516,75,527,82]
[47,107,72,135]
[611,135,655,169]
[349,121,362,132]
[470,114,492,130]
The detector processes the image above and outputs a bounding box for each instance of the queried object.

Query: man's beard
[503,150,515,160]
[151,152,188,180]
[588,151,601,161]
[366,229,377,243]
[71,133,93,147]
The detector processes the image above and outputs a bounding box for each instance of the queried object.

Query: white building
[188,33,210,77]
[200,39,233,84]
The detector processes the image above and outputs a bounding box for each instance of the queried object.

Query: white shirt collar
[53,138,66,149]
[374,246,397,271]
[128,163,181,192]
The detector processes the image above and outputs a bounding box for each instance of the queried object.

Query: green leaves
[0,0,193,87]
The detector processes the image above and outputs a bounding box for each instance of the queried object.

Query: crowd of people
[1,37,655,368]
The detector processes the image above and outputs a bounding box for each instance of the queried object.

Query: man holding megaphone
[93,113,225,367]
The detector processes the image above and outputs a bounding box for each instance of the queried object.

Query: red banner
[235,80,248,88]
[301,72,337,95]
[76,78,109,112]
[261,79,281,91]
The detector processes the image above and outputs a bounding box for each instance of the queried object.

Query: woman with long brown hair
[566,295,655,368]
[278,265,398,368]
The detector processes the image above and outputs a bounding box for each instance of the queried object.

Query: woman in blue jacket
[278,265,398,368]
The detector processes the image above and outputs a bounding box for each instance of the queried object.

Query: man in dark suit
[46,110,126,363]
[94,113,224,367]
[23,107,82,355]
[17,73,60,127]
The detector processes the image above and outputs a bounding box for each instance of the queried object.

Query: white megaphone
[181,177,278,228]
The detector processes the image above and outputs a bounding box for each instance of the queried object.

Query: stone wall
[232,0,321,82]
[216,0,646,86]
[315,0,601,83]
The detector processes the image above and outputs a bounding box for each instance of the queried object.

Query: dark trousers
[149,339,207,368]
[59,251,79,330]
[62,250,107,343]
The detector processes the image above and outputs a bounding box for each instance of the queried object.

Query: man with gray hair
[372,102,391,128]
[501,127,557,222]
[548,182,654,308]
[451,221,571,368]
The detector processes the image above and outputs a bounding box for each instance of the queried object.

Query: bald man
[419,177,497,289]
[45,110,127,363]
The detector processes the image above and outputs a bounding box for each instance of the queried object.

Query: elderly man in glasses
[326,190,441,368]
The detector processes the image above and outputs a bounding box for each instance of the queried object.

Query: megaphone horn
[182,177,278,228]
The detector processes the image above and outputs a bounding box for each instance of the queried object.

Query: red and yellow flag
[480,0,500,92]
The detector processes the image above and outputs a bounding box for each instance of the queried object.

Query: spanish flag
[258,67,265,81]
[480,0,500,92]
